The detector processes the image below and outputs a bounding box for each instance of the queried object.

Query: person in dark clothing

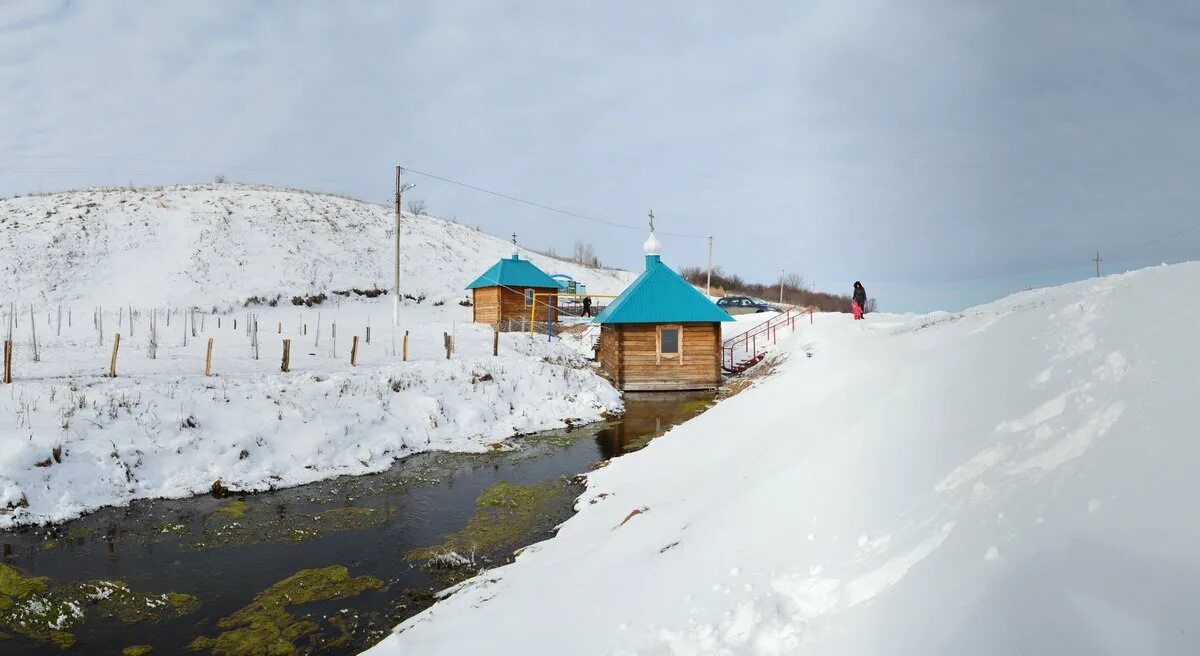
[852,281,867,316]
[582,296,593,317]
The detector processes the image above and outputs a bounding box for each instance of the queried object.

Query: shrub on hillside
[679,266,855,312]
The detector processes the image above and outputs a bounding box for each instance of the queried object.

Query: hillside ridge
[0,183,635,309]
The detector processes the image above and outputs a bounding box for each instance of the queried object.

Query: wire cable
[400,166,705,240]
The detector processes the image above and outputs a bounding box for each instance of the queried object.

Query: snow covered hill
[0,183,634,528]
[0,183,636,307]
[368,262,1200,655]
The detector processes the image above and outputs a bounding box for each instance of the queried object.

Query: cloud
[2,0,1198,311]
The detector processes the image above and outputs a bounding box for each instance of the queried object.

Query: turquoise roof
[596,255,734,324]
[465,255,561,290]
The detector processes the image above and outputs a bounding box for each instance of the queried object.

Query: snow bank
[0,319,621,527]
[368,262,1200,655]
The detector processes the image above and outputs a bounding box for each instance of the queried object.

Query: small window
[660,328,680,354]
[657,325,682,364]
[524,289,534,307]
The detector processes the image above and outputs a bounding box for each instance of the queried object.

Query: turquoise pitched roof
[596,255,734,324]
[465,255,561,290]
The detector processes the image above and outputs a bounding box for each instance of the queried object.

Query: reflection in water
[596,392,715,459]
[0,391,715,655]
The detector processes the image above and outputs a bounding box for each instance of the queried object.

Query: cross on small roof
[648,210,655,232]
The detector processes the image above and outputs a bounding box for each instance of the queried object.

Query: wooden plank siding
[472,287,501,324]
[471,286,558,325]
[599,324,623,387]
[599,322,722,391]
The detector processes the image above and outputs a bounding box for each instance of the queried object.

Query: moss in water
[149,521,189,535]
[199,503,390,549]
[123,646,154,656]
[64,526,100,540]
[213,499,248,519]
[676,397,715,415]
[519,420,621,451]
[0,563,198,648]
[187,565,382,656]
[0,563,49,599]
[405,479,569,568]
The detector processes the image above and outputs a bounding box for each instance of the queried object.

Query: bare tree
[214,174,227,184]
[407,198,428,216]
[571,241,602,268]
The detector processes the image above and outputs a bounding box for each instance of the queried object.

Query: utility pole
[706,236,713,297]
[393,166,415,325]
[779,269,785,304]
[1093,251,1103,278]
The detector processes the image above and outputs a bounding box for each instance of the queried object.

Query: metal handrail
[721,306,813,372]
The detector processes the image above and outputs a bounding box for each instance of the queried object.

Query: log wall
[598,322,722,391]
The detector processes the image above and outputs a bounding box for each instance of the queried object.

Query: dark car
[716,296,773,315]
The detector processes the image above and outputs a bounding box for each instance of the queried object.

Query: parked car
[716,296,773,315]
[750,297,783,311]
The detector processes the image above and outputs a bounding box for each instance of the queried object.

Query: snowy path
[366,263,1200,655]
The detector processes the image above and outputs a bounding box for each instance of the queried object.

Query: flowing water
[0,392,714,655]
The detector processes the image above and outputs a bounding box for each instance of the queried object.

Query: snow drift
[368,262,1200,655]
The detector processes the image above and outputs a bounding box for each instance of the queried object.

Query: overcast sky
[2,0,1198,311]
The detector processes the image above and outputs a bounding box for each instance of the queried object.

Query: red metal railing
[721,306,813,374]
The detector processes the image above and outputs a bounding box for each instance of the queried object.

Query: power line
[2,158,706,240]
[1120,219,1200,252]
[400,166,704,239]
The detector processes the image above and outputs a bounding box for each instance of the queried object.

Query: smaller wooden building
[595,231,733,392]
[466,253,560,326]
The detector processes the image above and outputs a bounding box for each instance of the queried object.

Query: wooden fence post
[443,332,452,359]
[278,322,282,334]
[3,340,11,384]
[402,330,409,361]
[205,338,214,376]
[29,305,39,363]
[351,336,359,366]
[281,339,291,372]
[109,333,121,378]
[493,325,499,356]
[365,326,371,344]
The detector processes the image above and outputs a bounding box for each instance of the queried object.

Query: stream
[0,392,714,655]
